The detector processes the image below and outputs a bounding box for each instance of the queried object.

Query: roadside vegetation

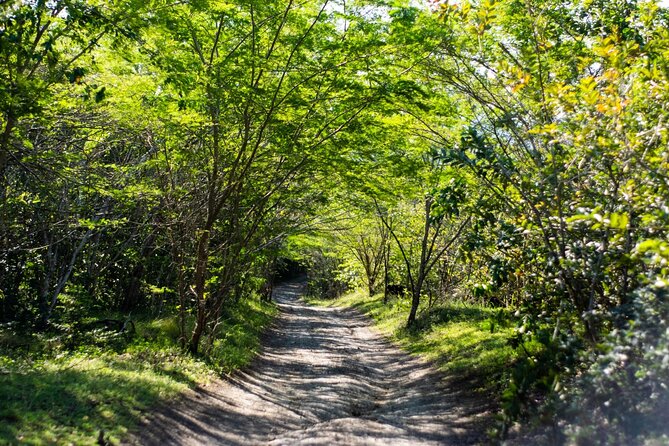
[1,0,668,445]
[0,297,275,444]
[309,290,517,395]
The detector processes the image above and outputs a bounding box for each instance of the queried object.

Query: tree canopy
[1,0,668,443]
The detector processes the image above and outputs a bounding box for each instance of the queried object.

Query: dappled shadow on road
[128,280,494,445]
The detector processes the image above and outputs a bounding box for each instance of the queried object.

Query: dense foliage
[1,0,668,444]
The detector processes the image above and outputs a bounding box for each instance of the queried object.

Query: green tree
[144,0,392,353]
[417,0,669,438]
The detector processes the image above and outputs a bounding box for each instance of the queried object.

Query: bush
[560,283,669,445]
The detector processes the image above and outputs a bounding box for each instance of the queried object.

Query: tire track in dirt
[126,280,494,445]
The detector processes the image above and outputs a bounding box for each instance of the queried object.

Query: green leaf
[608,213,629,230]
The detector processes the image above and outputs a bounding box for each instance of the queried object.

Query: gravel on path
[125,280,494,445]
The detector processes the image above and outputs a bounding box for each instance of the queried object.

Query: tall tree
[145,0,391,353]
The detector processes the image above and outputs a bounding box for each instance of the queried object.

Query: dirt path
[127,280,494,445]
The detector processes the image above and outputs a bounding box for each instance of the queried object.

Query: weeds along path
[126,280,493,445]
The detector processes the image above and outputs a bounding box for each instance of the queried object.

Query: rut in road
[128,280,494,445]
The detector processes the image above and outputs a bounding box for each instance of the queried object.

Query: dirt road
[127,280,494,445]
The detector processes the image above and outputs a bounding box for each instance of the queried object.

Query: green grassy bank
[0,297,276,445]
[311,290,517,394]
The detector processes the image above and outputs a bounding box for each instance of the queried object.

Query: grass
[210,297,278,374]
[0,349,207,445]
[310,290,517,394]
[0,296,277,445]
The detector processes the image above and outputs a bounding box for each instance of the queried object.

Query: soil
[124,280,496,445]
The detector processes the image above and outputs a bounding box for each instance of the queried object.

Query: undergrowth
[0,296,276,445]
[209,297,278,374]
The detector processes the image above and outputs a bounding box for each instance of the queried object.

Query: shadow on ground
[127,280,495,445]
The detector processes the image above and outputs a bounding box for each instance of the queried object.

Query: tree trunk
[176,260,188,349]
[407,288,421,326]
[383,241,390,304]
[0,115,16,183]
[188,228,211,354]
[407,198,433,328]
[121,264,144,312]
[189,308,207,354]
[169,232,189,350]
[45,229,92,323]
